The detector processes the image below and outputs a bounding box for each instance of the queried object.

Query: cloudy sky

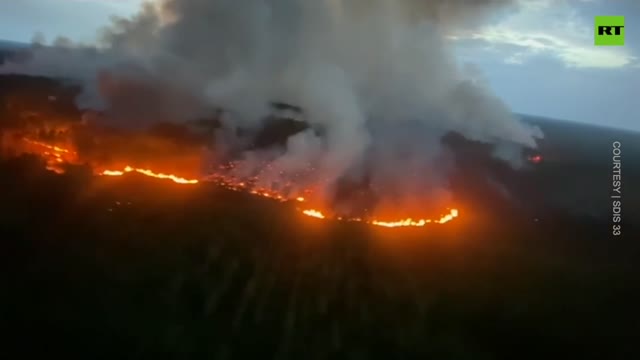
[0,0,638,131]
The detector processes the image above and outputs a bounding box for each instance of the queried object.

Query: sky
[0,0,638,131]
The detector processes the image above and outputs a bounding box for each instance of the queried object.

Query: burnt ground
[0,74,640,359]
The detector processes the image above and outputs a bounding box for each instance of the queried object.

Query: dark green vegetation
[1,154,638,359]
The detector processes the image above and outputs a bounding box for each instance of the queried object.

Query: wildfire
[371,208,459,227]
[528,154,543,164]
[13,137,460,228]
[302,208,459,227]
[22,139,75,155]
[21,138,78,174]
[99,166,199,185]
[302,209,326,219]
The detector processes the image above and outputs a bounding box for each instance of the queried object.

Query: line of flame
[301,208,459,227]
[19,138,459,228]
[100,166,199,184]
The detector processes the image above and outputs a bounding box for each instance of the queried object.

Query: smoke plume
[0,0,543,215]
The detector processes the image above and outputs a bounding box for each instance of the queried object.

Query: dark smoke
[0,0,543,213]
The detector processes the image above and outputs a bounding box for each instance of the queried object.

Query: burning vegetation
[0,77,459,228]
[0,1,549,230]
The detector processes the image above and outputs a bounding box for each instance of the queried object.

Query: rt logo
[595,16,625,46]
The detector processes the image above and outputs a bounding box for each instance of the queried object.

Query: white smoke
[0,0,543,213]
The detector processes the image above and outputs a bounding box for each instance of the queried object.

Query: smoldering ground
[0,0,543,216]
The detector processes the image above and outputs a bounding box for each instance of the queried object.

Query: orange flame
[21,138,77,174]
[302,209,326,219]
[22,139,76,155]
[16,137,460,228]
[371,208,459,227]
[302,207,459,228]
[99,166,199,184]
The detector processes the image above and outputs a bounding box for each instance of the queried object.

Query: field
[1,151,638,359]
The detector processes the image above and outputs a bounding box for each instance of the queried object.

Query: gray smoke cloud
[0,0,543,213]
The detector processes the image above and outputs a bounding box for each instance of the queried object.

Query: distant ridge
[0,40,31,66]
[517,113,640,135]
[0,39,29,50]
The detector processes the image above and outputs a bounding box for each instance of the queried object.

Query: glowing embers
[528,154,543,164]
[302,208,459,228]
[99,166,199,184]
[22,139,75,155]
[17,138,460,228]
[370,209,459,227]
[302,209,326,219]
[21,138,78,174]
